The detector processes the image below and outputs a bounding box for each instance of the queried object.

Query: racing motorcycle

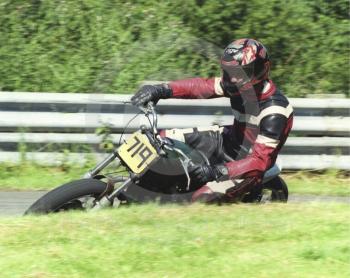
[25,102,288,214]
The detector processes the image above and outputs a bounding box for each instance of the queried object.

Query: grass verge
[282,170,350,196]
[0,203,349,277]
[0,163,349,196]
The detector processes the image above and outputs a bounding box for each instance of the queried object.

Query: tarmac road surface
[0,191,348,216]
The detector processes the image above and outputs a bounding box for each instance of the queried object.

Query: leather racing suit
[161,77,293,202]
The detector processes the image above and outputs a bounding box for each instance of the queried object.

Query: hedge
[0,0,348,96]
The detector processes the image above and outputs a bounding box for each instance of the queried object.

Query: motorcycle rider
[131,38,293,203]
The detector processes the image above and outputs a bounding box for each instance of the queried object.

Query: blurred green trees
[0,0,348,96]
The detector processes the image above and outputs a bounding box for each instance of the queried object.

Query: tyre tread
[24,178,107,214]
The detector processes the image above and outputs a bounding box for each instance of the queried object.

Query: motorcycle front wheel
[24,178,108,215]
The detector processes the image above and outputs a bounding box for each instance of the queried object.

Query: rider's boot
[191,185,225,204]
[191,176,262,204]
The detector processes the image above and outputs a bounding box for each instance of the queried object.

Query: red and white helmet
[220,38,270,95]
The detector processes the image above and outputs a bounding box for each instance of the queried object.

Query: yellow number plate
[117,132,159,174]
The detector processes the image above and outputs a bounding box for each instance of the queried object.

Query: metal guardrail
[0,92,349,169]
[0,152,349,170]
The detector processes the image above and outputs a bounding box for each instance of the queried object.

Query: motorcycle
[25,102,288,214]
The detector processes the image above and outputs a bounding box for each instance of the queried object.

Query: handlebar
[137,101,158,136]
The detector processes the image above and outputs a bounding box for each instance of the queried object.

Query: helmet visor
[221,63,255,85]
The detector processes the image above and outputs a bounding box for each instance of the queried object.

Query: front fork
[83,152,120,179]
[82,151,133,210]
[92,178,133,211]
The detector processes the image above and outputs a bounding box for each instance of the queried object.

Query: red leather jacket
[168,77,293,180]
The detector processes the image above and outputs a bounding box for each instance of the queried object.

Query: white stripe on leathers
[231,104,293,126]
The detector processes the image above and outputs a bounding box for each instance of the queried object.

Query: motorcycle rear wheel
[24,178,108,215]
[242,176,288,203]
[263,176,289,202]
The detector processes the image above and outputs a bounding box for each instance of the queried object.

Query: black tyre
[24,178,108,215]
[261,176,288,202]
[242,176,288,203]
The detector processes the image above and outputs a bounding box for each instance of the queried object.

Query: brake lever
[137,105,148,114]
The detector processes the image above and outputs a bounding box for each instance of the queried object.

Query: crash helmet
[220,38,270,96]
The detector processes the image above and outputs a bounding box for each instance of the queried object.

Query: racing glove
[131,84,172,107]
[188,163,229,185]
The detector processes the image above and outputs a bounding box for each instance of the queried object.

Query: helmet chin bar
[223,84,240,97]
[221,77,266,99]
[220,62,271,98]
[221,70,252,97]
